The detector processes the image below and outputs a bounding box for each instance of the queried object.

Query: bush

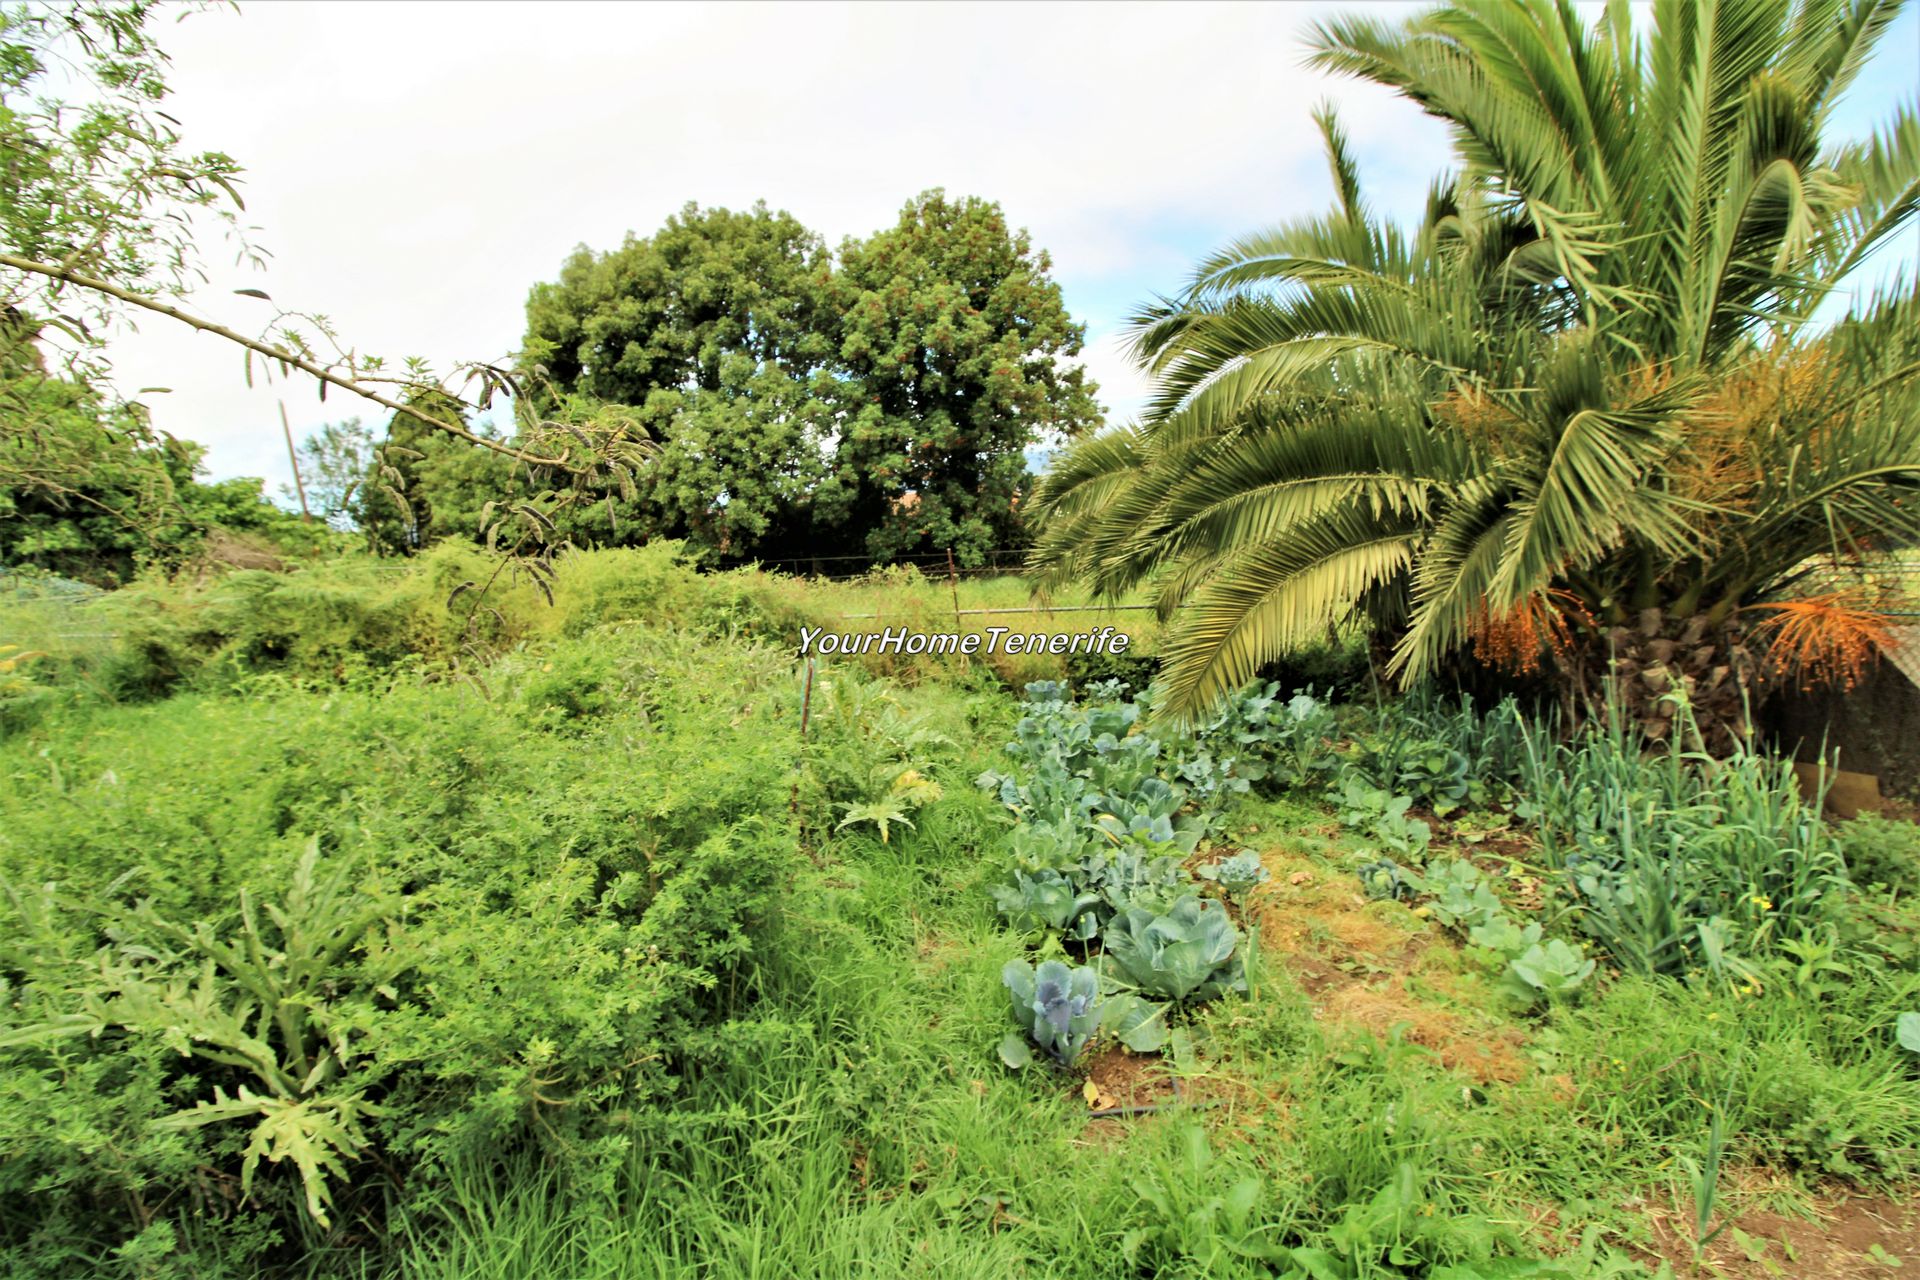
[1516,702,1852,982]
[8,541,780,708]
[1840,813,1920,895]
[0,620,804,1274]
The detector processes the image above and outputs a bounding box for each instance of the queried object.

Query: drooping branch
[0,252,573,470]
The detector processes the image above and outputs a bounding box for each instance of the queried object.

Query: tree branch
[0,252,572,469]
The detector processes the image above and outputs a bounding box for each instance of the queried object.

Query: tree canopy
[520,193,1099,565]
[1030,0,1920,729]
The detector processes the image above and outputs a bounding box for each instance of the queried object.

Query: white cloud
[92,0,1448,488]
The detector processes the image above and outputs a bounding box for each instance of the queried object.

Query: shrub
[0,619,804,1272]
[1517,702,1852,982]
[1840,813,1920,895]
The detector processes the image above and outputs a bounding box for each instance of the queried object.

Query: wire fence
[1792,555,1920,619]
[718,547,1035,581]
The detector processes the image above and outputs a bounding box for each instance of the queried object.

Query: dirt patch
[1081,1044,1176,1113]
[912,929,968,975]
[1321,978,1530,1083]
[1636,1181,1920,1277]
[1246,843,1532,1085]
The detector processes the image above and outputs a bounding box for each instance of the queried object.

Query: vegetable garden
[8,553,1920,1278]
[5,0,1920,1274]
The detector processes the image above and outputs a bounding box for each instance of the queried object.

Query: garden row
[978,673,1919,1082]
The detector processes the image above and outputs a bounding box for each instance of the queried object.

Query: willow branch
[0,252,572,469]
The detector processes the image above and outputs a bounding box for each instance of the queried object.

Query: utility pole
[280,401,312,522]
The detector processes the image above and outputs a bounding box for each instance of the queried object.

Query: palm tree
[1031,0,1920,738]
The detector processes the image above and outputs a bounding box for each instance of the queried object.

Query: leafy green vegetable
[1357,857,1416,902]
[1336,777,1433,856]
[989,870,1101,941]
[1091,850,1187,915]
[1896,1012,1920,1055]
[1102,993,1171,1054]
[1421,859,1503,932]
[1197,849,1270,897]
[1000,959,1104,1068]
[1468,916,1543,960]
[1103,895,1245,1003]
[1503,940,1596,1003]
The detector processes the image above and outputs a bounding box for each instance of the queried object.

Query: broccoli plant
[1103,895,1245,1003]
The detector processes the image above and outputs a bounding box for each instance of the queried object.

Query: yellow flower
[1750,895,1773,910]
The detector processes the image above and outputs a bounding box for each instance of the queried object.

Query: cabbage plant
[1091,850,1187,916]
[989,869,1100,941]
[1502,939,1595,1004]
[1103,895,1245,1002]
[998,959,1103,1068]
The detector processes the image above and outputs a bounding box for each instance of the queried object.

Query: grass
[753,562,1166,687]
[4,552,1920,1279]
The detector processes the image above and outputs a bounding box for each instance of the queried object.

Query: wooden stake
[280,401,312,522]
[945,546,963,627]
[799,657,815,738]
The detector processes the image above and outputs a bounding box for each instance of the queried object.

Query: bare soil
[1243,835,1920,1277]
[1247,841,1531,1085]
[1638,1178,1920,1276]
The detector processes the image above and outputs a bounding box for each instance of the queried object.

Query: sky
[89,0,1920,499]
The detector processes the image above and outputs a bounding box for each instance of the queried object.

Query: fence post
[945,547,962,628]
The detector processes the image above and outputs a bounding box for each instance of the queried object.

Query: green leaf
[1102,994,1170,1053]
[997,1032,1033,1070]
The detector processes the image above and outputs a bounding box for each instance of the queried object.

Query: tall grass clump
[1517,696,1850,982]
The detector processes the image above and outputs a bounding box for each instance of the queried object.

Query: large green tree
[521,202,835,559]
[520,192,1100,565]
[826,191,1102,564]
[1031,0,1920,735]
